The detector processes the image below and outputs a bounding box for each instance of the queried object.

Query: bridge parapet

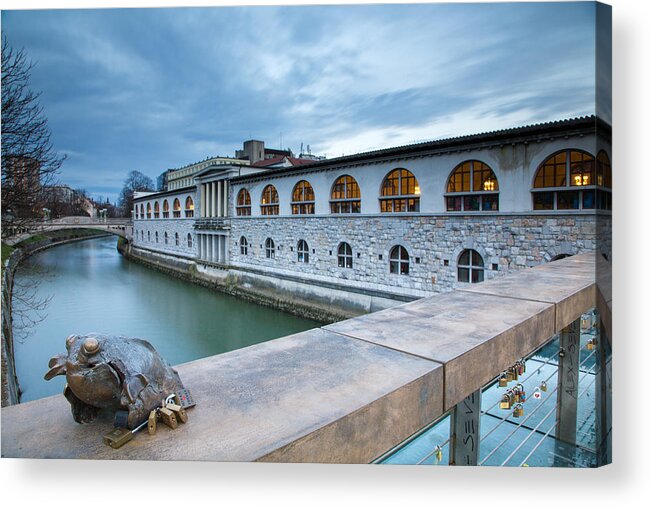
[1,254,608,463]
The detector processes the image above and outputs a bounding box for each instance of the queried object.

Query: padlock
[159,407,178,429]
[586,339,595,351]
[166,402,188,424]
[519,386,526,403]
[505,368,514,382]
[498,373,508,387]
[513,404,524,417]
[518,360,526,375]
[500,391,513,409]
[511,365,519,381]
[540,381,547,392]
[434,445,443,463]
[103,427,134,449]
[148,409,158,435]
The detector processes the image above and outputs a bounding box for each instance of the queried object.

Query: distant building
[167,156,250,190]
[157,170,172,192]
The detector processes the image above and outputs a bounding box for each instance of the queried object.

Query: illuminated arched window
[240,236,248,255]
[297,239,309,263]
[330,175,361,213]
[162,200,170,218]
[153,201,160,218]
[458,249,484,283]
[237,189,252,216]
[146,203,152,219]
[292,180,315,214]
[265,238,275,259]
[380,169,420,212]
[389,245,409,275]
[185,196,194,217]
[338,242,353,268]
[261,185,279,215]
[532,150,601,210]
[172,198,181,217]
[446,161,499,211]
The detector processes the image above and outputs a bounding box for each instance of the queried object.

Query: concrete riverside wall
[1,254,599,462]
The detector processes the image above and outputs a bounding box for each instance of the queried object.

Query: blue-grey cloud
[1,2,605,201]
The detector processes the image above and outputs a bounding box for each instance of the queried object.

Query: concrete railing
[1,254,608,462]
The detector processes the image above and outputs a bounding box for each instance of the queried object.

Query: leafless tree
[118,170,155,217]
[1,35,65,239]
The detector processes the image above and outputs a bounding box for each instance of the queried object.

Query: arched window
[164,232,168,244]
[380,169,420,212]
[162,200,170,218]
[187,233,193,248]
[532,150,601,210]
[173,198,181,217]
[338,242,353,268]
[240,236,248,255]
[389,245,409,275]
[155,231,159,243]
[134,205,138,219]
[265,238,275,259]
[458,249,484,283]
[185,196,194,217]
[153,201,160,218]
[147,231,151,241]
[446,161,499,211]
[140,204,144,219]
[261,185,279,215]
[330,175,361,213]
[297,240,309,263]
[146,203,152,219]
[236,189,252,216]
[292,180,315,214]
[140,230,144,240]
[596,151,612,210]
[175,232,179,246]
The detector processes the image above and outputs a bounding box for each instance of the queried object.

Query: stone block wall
[133,218,197,259]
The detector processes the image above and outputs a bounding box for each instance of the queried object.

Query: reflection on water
[13,236,320,402]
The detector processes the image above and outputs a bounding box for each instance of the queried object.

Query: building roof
[231,116,609,183]
[251,156,317,168]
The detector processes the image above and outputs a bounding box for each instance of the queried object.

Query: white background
[1,1,648,505]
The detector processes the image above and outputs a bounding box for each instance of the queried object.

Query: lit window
[297,240,309,263]
[154,201,160,218]
[265,238,275,259]
[458,249,484,283]
[532,150,610,210]
[237,189,252,216]
[185,197,194,217]
[380,169,420,212]
[162,200,169,218]
[337,242,353,268]
[173,198,181,217]
[261,185,279,215]
[240,236,248,255]
[389,245,409,275]
[146,203,152,219]
[330,175,361,213]
[446,161,499,211]
[292,180,315,214]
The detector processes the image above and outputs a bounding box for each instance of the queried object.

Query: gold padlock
[505,368,514,382]
[159,407,178,429]
[498,374,508,388]
[586,338,595,351]
[513,404,524,417]
[148,409,157,435]
[103,427,134,449]
[540,381,547,392]
[166,402,188,424]
[500,392,512,410]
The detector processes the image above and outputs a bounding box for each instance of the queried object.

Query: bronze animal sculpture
[45,334,186,429]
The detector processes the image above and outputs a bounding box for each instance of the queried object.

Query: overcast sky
[1,2,609,202]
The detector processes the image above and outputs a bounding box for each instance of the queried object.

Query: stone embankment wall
[1,231,111,407]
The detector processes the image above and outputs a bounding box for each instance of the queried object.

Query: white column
[216,181,222,217]
[213,235,219,263]
[222,181,228,217]
[221,235,227,263]
[212,182,217,217]
[206,183,212,217]
[200,184,206,217]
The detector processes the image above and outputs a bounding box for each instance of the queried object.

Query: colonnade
[200,180,228,218]
[197,232,229,264]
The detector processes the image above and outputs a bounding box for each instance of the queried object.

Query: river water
[12,236,321,402]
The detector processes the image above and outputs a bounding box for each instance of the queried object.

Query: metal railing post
[449,389,482,466]
[555,318,580,445]
[595,315,612,466]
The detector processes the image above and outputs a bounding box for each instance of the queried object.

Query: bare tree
[118,170,155,217]
[1,35,65,239]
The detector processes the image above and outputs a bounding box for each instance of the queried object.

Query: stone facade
[133,218,197,259]
[229,213,607,299]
